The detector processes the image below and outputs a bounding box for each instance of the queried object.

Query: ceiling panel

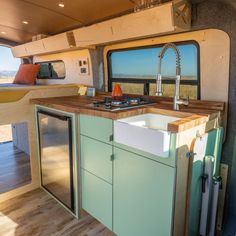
[0,24,33,43]
[0,0,82,43]
[24,0,136,25]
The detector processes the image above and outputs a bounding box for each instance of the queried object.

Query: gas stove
[91,96,156,111]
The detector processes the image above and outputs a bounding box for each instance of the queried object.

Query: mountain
[0,70,17,78]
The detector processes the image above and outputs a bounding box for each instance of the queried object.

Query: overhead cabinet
[73,0,191,47]
[42,33,75,54]
[25,40,45,56]
[10,44,27,58]
[11,32,76,57]
[11,40,44,57]
[11,0,190,57]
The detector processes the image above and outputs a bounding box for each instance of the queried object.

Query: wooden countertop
[31,93,225,133]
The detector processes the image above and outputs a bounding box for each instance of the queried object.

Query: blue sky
[111,44,198,77]
[0,46,21,71]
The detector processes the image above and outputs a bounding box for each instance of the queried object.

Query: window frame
[35,60,66,80]
[107,40,200,99]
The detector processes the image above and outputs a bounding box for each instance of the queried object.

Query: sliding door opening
[0,122,31,194]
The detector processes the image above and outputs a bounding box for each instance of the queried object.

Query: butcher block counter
[31,93,225,133]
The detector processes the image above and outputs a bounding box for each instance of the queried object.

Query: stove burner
[111,100,124,106]
[92,96,155,111]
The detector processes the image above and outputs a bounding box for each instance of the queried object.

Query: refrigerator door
[37,110,74,212]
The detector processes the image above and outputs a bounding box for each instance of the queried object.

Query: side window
[0,45,21,84]
[108,42,199,99]
[36,60,66,79]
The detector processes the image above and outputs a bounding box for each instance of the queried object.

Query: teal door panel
[205,127,223,176]
[188,127,223,235]
[81,135,113,183]
[113,147,175,236]
[80,114,113,144]
[81,169,113,230]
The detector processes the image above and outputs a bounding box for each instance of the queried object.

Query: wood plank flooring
[0,188,115,236]
[0,142,31,194]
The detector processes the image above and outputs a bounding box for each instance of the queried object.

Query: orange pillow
[13,64,40,85]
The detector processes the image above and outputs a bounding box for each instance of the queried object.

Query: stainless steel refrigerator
[37,109,77,215]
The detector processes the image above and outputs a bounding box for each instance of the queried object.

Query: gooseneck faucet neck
[156,43,188,110]
[158,42,181,76]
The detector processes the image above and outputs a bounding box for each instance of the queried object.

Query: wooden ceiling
[0,0,138,44]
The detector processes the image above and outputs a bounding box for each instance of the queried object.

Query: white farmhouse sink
[114,113,180,158]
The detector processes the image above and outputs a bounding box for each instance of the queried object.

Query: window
[36,60,66,79]
[108,41,200,99]
[0,45,21,84]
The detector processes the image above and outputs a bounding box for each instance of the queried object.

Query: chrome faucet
[156,43,189,110]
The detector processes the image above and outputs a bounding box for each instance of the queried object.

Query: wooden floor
[0,188,115,236]
[0,142,31,194]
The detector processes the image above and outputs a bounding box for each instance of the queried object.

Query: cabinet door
[81,135,112,183]
[113,147,175,236]
[81,169,112,230]
[11,45,27,57]
[80,115,113,144]
[42,33,70,53]
[25,40,45,56]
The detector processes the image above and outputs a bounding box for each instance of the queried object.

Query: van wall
[103,29,230,103]
[190,0,236,217]
[34,49,97,86]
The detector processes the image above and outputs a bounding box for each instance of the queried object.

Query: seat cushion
[13,64,40,85]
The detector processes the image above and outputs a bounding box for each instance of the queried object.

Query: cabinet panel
[80,115,113,144]
[81,169,112,230]
[81,135,112,183]
[42,33,70,53]
[113,147,175,236]
[11,45,27,57]
[25,40,45,55]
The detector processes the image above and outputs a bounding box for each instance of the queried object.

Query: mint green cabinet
[81,135,113,183]
[113,147,175,236]
[80,114,113,144]
[81,169,112,230]
[80,115,113,230]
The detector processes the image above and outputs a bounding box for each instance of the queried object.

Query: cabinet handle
[110,154,115,161]
[109,135,113,142]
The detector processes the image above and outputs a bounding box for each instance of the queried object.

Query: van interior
[0,0,235,235]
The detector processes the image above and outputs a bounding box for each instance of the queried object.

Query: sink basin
[114,113,180,158]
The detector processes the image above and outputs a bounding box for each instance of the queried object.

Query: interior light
[22,21,29,24]
[58,3,65,8]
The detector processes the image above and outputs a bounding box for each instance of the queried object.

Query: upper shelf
[73,0,191,47]
[11,0,191,58]
[11,32,77,58]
